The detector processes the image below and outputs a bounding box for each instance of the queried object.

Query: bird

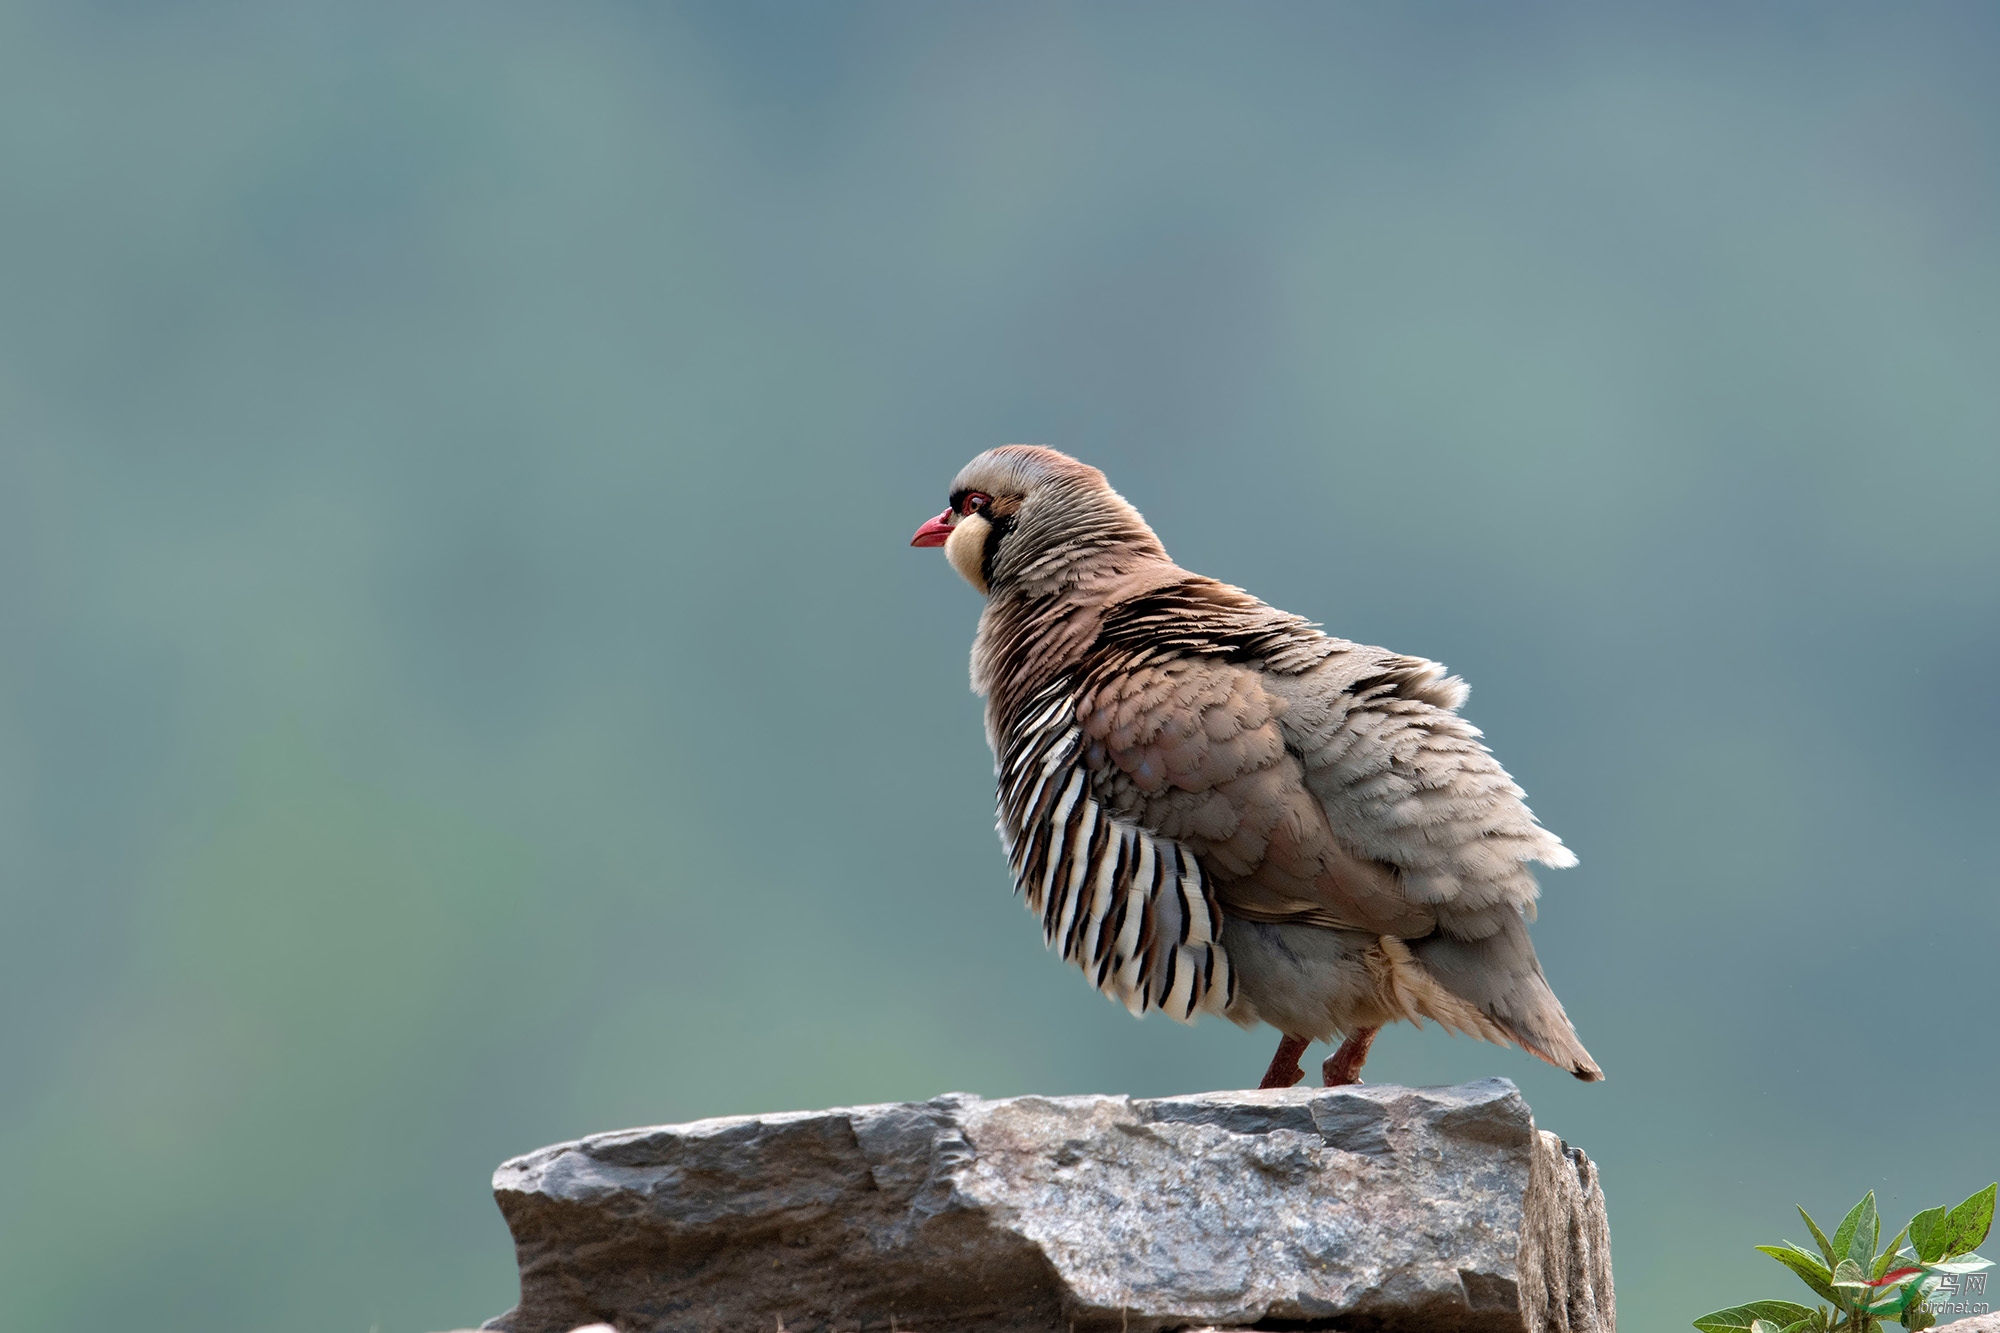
[909,445,1601,1090]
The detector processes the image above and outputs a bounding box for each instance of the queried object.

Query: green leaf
[1833,1258,1868,1289]
[1760,1245,1838,1302]
[1803,1208,1840,1269]
[1834,1199,1865,1265]
[1942,1185,1997,1259]
[1695,1301,1821,1333]
[1909,1207,1950,1264]
[1923,1253,1993,1274]
[1835,1193,1880,1270]
[1873,1228,1910,1281]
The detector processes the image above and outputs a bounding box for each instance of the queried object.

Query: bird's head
[909,445,1166,596]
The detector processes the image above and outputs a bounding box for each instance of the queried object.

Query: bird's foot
[1257,1033,1311,1090]
[1322,1026,1379,1087]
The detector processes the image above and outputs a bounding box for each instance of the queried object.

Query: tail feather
[1409,914,1603,1082]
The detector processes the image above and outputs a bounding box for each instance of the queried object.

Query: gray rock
[480,1078,1611,1333]
[1935,1315,2000,1333]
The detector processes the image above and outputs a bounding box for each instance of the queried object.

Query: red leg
[1322,1027,1379,1086]
[1258,1033,1311,1089]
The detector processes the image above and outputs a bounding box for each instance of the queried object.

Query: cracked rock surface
[479,1078,1611,1333]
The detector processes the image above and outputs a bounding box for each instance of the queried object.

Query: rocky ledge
[476,1078,1611,1333]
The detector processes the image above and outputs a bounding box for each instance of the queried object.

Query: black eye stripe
[979,508,1016,585]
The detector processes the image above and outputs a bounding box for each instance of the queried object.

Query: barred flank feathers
[997,676,1235,1021]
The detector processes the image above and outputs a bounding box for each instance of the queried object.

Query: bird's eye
[961,492,992,516]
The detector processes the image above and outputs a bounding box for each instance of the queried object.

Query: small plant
[1694,1185,1996,1333]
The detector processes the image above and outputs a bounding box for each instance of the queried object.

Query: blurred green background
[1,3,1995,1330]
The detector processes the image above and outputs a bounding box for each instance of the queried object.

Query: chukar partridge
[910,445,1601,1088]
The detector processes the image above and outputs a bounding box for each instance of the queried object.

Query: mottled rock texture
[1933,1316,2000,1333]
[480,1078,1611,1333]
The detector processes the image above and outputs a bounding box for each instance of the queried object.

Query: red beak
[910,509,954,547]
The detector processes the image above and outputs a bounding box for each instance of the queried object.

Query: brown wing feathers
[1076,592,1439,939]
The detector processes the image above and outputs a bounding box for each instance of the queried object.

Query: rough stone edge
[1519,1129,1615,1333]
[1933,1315,2000,1333]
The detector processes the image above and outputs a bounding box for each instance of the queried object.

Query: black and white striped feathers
[997,675,1235,1022]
